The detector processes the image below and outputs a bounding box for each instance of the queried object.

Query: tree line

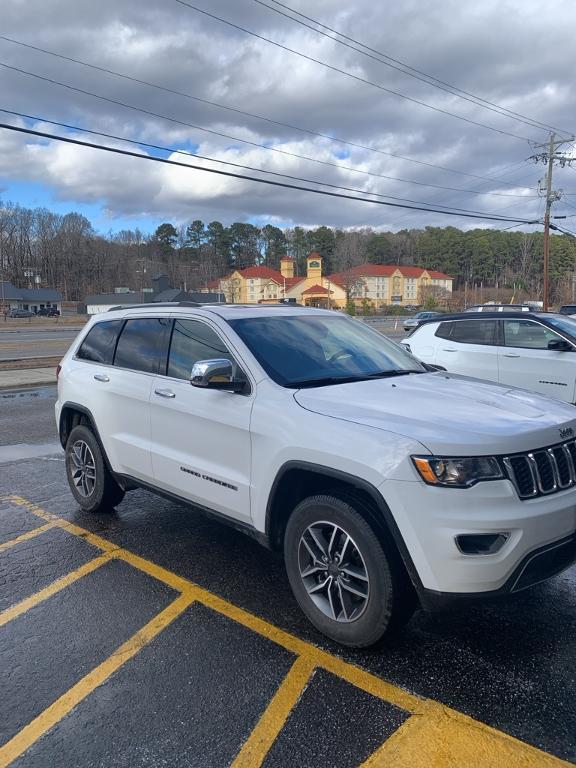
[1,199,575,303]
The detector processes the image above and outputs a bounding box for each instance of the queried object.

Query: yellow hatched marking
[360,706,569,768]
[0,554,113,628]
[0,522,57,553]
[0,591,196,768]
[231,655,316,768]
[2,496,573,768]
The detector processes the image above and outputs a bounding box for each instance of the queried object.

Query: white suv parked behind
[402,311,576,403]
[56,304,576,647]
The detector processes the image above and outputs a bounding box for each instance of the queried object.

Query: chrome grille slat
[504,439,576,499]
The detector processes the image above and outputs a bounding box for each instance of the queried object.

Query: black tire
[284,493,415,648]
[65,424,125,513]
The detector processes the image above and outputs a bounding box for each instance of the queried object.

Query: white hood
[294,373,576,455]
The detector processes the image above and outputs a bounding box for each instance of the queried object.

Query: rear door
[434,318,499,381]
[105,316,170,479]
[149,316,253,524]
[497,318,576,402]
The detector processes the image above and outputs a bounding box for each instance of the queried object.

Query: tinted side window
[77,320,122,364]
[167,319,233,380]
[114,318,168,373]
[503,319,559,350]
[450,320,496,345]
[435,322,453,340]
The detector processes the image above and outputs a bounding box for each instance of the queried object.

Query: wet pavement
[0,390,574,766]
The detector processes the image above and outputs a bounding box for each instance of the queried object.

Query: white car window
[503,320,559,350]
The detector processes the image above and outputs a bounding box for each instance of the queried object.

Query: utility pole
[530,133,575,311]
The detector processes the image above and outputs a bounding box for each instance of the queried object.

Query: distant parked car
[36,307,60,317]
[403,310,442,332]
[6,308,35,318]
[464,304,533,313]
[558,305,576,316]
[401,311,576,403]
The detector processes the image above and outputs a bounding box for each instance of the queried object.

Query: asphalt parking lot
[0,386,575,767]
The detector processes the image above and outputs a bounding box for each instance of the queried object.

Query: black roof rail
[107,301,205,311]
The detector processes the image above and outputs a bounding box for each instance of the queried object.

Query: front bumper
[381,476,576,595]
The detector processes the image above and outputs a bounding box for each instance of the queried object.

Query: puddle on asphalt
[0,386,57,401]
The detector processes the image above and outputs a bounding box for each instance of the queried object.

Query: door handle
[503,353,520,358]
[441,348,457,352]
[93,373,109,382]
[155,388,176,399]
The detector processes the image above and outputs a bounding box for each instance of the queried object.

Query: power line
[173,0,535,143]
[254,0,572,137]
[0,61,537,198]
[0,122,539,223]
[1,108,529,214]
[0,38,537,193]
[375,161,540,230]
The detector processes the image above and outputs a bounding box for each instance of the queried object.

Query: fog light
[456,533,509,555]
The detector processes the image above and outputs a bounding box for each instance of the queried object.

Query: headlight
[412,456,504,488]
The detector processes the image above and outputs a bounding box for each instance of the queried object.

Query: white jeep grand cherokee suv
[56,304,576,647]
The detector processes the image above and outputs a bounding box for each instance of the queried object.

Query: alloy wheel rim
[298,521,370,623]
[69,440,96,498]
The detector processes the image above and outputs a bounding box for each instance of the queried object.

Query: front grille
[503,440,576,499]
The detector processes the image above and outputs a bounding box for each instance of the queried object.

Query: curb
[0,380,56,392]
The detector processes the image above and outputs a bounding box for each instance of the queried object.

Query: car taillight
[56,363,62,381]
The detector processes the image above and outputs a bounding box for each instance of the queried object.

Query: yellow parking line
[0,591,196,768]
[0,521,57,553]
[231,655,316,768]
[0,554,112,628]
[111,545,422,712]
[3,496,573,768]
[5,496,58,522]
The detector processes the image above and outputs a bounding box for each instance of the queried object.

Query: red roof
[284,276,304,289]
[327,263,452,280]
[280,255,293,262]
[237,265,284,281]
[302,284,332,295]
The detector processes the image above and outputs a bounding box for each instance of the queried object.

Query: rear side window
[114,318,168,374]
[450,320,496,345]
[434,322,453,340]
[167,319,232,380]
[76,320,122,364]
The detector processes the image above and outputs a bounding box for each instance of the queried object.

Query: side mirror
[548,339,572,352]
[190,359,246,392]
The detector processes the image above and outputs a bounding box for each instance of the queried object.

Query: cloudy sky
[1,0,575,234]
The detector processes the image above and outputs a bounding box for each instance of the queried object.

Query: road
[0,388,574,766]
[0,328,82,361]
[0,321,405,362]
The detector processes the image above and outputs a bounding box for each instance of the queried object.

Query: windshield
[228,314,426,387]
[545,315,576,338]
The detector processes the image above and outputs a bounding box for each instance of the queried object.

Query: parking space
[0,491,571,768]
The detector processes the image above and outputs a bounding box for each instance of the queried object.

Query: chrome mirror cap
[190,359,233,388]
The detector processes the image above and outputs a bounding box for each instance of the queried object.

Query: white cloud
[1,0,574,230]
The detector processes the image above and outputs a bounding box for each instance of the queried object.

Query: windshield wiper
[364,369,425,378]
[287,375,366,388]
[287,370,424,388]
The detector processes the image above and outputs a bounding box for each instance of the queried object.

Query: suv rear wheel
[65,424,125,513]
[284,494,415,647]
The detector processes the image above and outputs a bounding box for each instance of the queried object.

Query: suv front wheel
[284,494,415,647]
[65,424,125,513]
